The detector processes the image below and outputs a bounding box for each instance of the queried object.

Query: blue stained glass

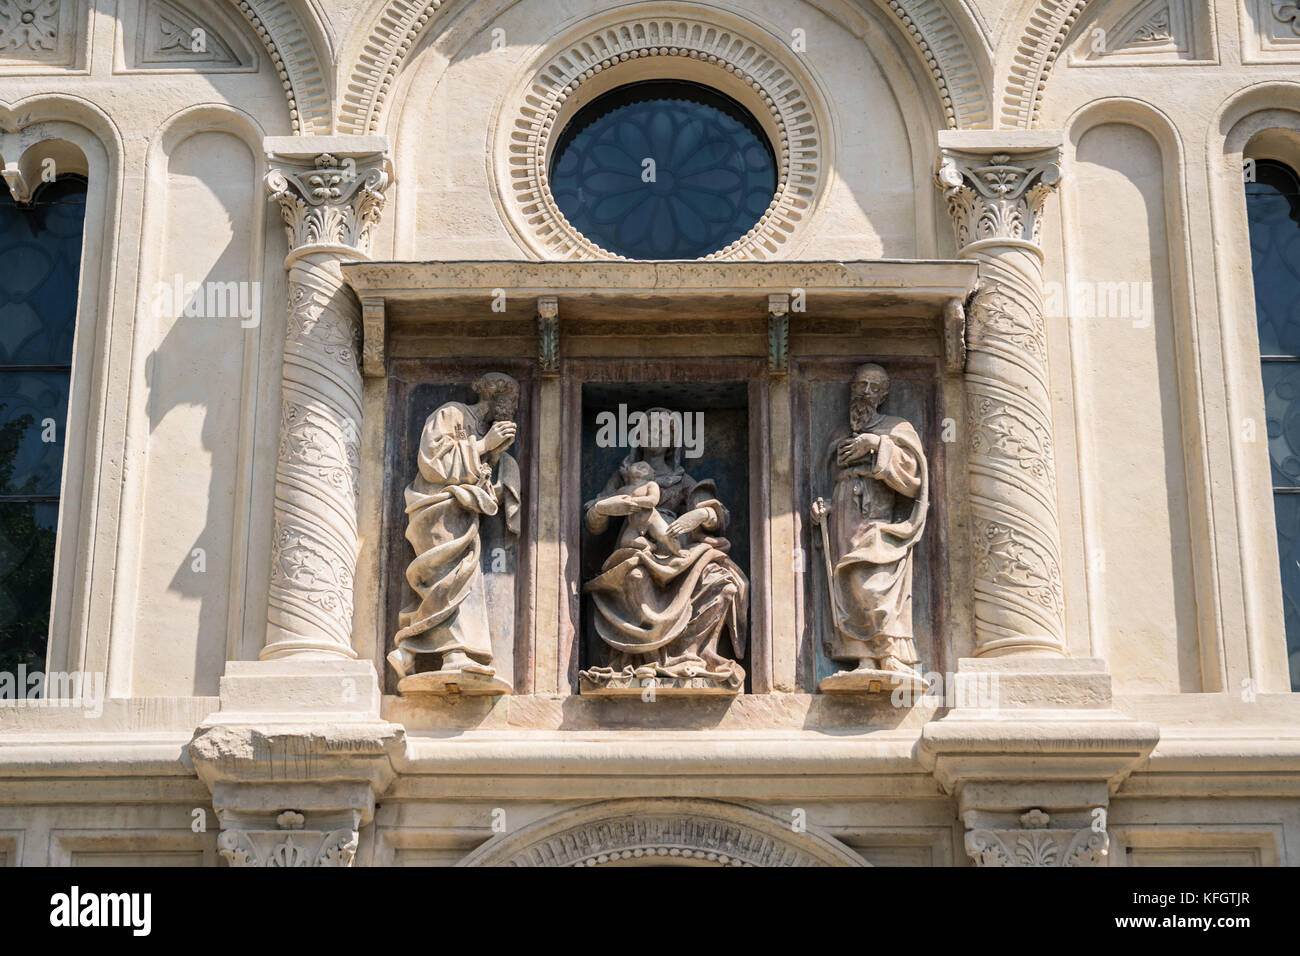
[0,176,85,675]
[1247,160,1300,690]
[0,370,70,496]
[1247,162,1300,357]
[0,178,87,365]
[1274,494,1300,689]
[549,81,778,260]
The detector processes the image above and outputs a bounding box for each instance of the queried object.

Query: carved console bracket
[191,660,405,868]
[920,657,1159,867]
[767,293,789,375]
[217,809,362,867]
[1,160,29,203]
[943,296,966,373]
[361,295,386,377]
[966,809,1110,867]
[538,295,559,377]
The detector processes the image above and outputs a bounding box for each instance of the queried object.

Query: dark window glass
[0,176,86,674]
[1246,159,1300,689]
[549,80,778,260]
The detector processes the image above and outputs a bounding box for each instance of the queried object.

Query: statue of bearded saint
[811,364,928,691]
[388,372,522,692]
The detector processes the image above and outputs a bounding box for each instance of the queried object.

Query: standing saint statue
[580,409,748,695]
[388,372,521,694]
[812,364,929,694]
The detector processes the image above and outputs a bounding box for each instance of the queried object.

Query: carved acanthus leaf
[266,152,391,254]
[966,826,1110,867]
[141,0,243,66]
[936,149,1061,250]
[218,826,359,867]
[1132,6,1173,41]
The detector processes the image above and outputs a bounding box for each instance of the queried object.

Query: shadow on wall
[140,130,260,696]
[1071,120,1199,692]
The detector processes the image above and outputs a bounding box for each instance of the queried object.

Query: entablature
[341,258,979,375]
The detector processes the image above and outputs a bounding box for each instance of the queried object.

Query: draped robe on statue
[583,456,748,684]
[395,402,520,665]
[822,414,927,666]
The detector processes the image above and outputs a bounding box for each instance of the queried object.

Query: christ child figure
[611,460,681,556]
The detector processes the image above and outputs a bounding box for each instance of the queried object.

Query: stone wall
[0,0,1298,866]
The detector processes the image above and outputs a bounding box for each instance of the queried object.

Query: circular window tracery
[549,80,778,260]
[502,18,825,261]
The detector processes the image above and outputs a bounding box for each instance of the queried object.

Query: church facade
[0,0,1298,866]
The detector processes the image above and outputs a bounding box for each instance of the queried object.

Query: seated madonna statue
[580,408,748,693]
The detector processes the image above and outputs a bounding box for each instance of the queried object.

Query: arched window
[1246,158,1300,689]
[0,176,87,675]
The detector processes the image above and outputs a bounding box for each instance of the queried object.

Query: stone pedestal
[920,657,1159,866]
[191,136,401,866]
[191,661,404,868]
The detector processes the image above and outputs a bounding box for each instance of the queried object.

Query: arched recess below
[457,799,868,866]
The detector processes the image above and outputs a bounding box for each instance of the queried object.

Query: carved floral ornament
[965,809,1110,867]
[503,17,824,261]
[265,151,391,254]
[1275,1,1300,36]
[219,822,359,867]
[0,0,57,53]
[936,149,1062,250]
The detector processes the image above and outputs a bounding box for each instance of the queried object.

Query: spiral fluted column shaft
[937,144,1067,657]
[262,142,391,660]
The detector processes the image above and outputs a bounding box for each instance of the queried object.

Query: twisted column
[936,143,1066,657]
[262,142,391,660]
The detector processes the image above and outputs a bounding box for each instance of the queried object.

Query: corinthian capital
[265,136,392,255]
[934,132,1063,252]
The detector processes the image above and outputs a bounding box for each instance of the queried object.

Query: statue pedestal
[579,673,741,698]
[819,667,928,696]
[397,669,512,697]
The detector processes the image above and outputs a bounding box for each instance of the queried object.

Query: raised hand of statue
[666,506,712,538]
[811,496,831,526]
[479,420,517,454]
[837,432,880,466]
